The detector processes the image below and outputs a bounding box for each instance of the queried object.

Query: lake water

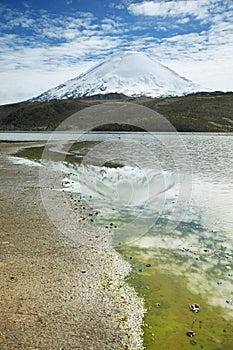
[0,131,178,141]
[62,133,233,349]
[7,132,233,348]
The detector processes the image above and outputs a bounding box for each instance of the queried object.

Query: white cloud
[0,63,96,105]
[163,58,233,91]
[0,7,125,71]
[109,3,125,10]
[128,0,224,21]
[129,1,203,18]
[0,32,123,72]
[177,17,190,24]
[0,7,126,104]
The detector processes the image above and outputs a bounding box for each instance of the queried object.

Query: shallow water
[64,133,233,348]
[0,131,142,141]
[68,133,233,235]
[118,246,233,350]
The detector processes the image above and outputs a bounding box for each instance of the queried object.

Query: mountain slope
[1,93,233,132]
[31,51,200,101]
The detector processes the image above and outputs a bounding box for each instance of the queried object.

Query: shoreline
[65,188,146,349]
[0,142,145,349]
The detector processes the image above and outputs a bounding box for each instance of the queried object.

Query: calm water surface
[82,134,233,349]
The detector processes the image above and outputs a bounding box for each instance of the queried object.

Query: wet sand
[0,142,144,350]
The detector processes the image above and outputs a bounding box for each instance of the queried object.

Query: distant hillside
[0,92,232,132]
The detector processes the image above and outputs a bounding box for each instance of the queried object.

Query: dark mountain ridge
[0,92,232,132]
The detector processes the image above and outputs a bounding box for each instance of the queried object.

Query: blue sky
[0,0,232,104]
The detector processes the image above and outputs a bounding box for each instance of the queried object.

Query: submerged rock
[190,303,200,313]
[187,331,195,337]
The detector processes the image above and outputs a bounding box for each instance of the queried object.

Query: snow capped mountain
[32,51,200,101]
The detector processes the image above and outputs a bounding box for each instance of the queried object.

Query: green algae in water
[15,141,125,168]
[118,245,233,350]
[85,198,233,349]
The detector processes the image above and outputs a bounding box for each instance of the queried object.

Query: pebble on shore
[67,184,146,350]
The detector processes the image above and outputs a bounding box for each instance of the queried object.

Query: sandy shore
[0,142,144,350]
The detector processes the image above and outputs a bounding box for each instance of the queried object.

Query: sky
[0,0,233,105]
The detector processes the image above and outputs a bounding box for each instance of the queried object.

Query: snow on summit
[32,52,200,101]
